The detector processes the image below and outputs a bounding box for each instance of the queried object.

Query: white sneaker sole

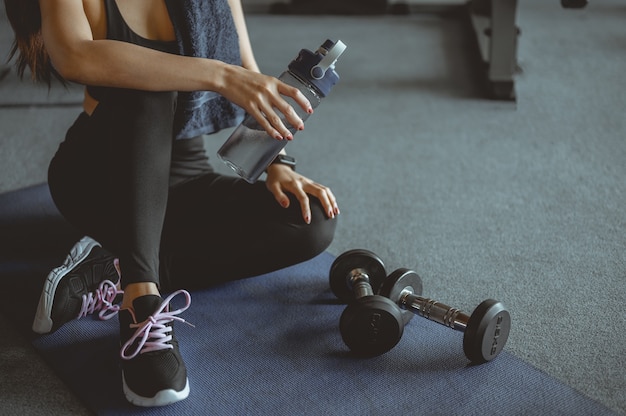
[32,236,101,334]
[122,375,190,407]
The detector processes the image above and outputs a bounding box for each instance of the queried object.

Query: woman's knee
[105,90,177,134]
[113,89,176,111]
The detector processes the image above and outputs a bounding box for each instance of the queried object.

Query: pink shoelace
[77,279,123,321]
[120,290,193,360]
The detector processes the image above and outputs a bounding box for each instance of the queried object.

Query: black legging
[48,88,336,292]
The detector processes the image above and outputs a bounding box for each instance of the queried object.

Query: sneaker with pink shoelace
[32,236,123,334]
[119,290,192,407]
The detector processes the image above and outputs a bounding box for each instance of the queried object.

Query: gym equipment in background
[268,0,520,101]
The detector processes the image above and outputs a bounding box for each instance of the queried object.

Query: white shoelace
[77,279,123,321]
[120,290,193,360]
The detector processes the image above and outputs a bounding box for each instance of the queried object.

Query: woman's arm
[39,0,309,139]
[228,0,260,73]
[39,0,226,92]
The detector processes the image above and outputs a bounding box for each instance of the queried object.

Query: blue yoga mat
[29,252,616,416]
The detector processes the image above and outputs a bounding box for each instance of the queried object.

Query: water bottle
[218,39,347,183]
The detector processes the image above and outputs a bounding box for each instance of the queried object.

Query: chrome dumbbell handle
[399,292,470,332]
[349,268,375,299]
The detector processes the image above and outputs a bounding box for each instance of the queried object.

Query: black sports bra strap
[86,0,177,102]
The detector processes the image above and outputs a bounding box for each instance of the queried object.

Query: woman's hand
[226,0,307,140]
[265,164,339,224]
[216,64,312,141]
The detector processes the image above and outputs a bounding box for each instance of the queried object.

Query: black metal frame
[466,0,519,101]
[267,0,520,101]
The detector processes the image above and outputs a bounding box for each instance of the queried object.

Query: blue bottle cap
[288,39,347,97]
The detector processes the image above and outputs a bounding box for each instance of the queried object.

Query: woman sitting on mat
[4,0,338,407]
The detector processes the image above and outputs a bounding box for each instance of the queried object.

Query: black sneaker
[32,236,122,334]
[119,290,192,407]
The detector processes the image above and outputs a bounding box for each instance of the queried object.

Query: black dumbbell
[379,268,511,363]
[329,249,406,357]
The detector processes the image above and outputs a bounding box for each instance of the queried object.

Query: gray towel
[166,0,245,139]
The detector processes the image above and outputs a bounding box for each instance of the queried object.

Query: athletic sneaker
[32,236,122,334]
[119,290,192,407]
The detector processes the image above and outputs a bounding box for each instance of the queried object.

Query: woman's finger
[303,182,338,219]
[266,179,291,208]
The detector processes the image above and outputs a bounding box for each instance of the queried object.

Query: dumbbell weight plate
[329,249,387,303]
[339,296,405,357]
[378,268,423,326]
[463,299,511,363]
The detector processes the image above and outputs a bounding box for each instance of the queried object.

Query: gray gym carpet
[0,0,624,415]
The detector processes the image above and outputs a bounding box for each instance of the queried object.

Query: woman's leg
[48,89,176,290]
[49,89,189,406]
[158,172,337,292]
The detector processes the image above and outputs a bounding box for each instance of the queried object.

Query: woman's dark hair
[4,0,64,85]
